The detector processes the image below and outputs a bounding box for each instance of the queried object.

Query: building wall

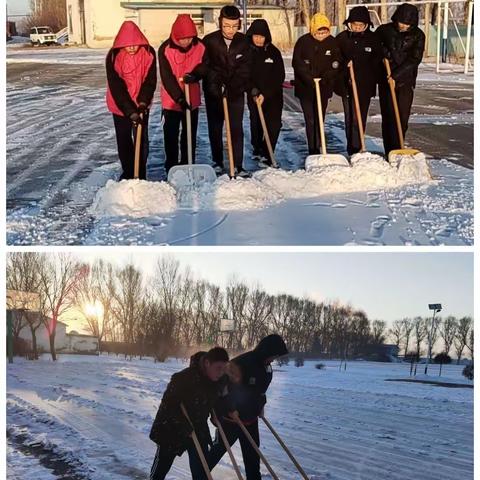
[67,334,99,353]
[18,321,68,352]
[66,1,295,48]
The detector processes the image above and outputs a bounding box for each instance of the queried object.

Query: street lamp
[424,303,442,375]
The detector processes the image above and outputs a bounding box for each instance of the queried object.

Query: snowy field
[7,355,473,480]
[6,46,474,245]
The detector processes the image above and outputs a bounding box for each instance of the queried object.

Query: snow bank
[254,153,432,199]
[90,179,176,217]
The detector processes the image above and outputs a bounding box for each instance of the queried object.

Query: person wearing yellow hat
[292,13,343,157]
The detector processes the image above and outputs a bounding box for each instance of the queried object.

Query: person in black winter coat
[293,13,343,157]
[149,347,229,480]
[202,5,252,177]
[246,19,285,168]
[376,3,425,156]
[207,334,289,480]
[336,6,383,156]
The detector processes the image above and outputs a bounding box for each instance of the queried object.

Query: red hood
[171,14,197,46]
[113,21,149,49]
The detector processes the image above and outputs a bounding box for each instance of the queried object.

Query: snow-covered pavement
[7,356,473,480]
[6,47,473,245]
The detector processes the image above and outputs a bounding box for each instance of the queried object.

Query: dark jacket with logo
[293,33,342,100]
[336,29,383,98]
[246,20,285,100]
[217,335,288,423]
[149,353,224,456]
[376,4,425,88]
[202,30,252,99]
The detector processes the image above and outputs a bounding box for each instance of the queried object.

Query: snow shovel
[167,82,217,188]
[305,78,350,171]
[133,113,143,179]
[180,403,214,480]
[260,414,309,480]
[348,61,382,164]
[232,412,279,480]
[212,410,244,480]
[255,96,278,168]
[222,90,236,178]
[383,58,430,176]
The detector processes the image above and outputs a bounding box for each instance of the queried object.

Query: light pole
[424,303,442,375]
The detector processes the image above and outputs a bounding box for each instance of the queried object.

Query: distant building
[18,318,99,355]
[66,0,295,48]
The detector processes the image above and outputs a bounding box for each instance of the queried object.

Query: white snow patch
[90,179,176,218]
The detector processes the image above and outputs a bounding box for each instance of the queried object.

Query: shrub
[462,363,473,380]
[315,363,326,370]
[276,356,290,367]
[434,353,452,364]
[295,356,304,367]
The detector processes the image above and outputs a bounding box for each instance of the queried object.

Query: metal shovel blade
[305,153,350,171]
[388,148,420,167]
[167,164,217,189]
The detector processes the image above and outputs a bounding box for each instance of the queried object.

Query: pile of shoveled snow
[90,179,176,217]
[254,153,432,199]
[90,155,432,218]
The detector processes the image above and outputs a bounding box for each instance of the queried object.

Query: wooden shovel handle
[383,58,405,148]
[255,97,277,168]
[134,113,143,179]
[222,95,236,178]
[348,61,366,152]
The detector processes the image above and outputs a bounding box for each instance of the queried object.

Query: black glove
[251,87,261,98]
[183,73,197,84]
[177,96,191,111]
[137,102,148,114]
[129,112,142,125]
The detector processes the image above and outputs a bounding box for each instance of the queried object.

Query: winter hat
[392,3,419,27]
[344,6,372,27]
[254,334,289,361]
[310,14,331,35]
[171,14,197,44]
[246,19,272,44]
[112,21,149,49]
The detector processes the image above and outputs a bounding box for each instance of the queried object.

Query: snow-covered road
[6,47,474,245]
[7,356,473,480]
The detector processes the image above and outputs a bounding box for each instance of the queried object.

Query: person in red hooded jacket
[158,15,208,174]
[106,21,157,180]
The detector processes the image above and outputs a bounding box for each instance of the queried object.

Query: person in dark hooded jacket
[376,3,425,155]
[202,5,252,178]
[106,21,157,180]
[336,6,383,155]
[158,14,208,174]
[293,13,343,157]
[207,334,289,479]
[246,19,285,168]
[149,347,229,480]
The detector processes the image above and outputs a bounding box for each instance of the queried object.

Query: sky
[66,251,474,329]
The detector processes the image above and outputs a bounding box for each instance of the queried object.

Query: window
[191,13,204,36]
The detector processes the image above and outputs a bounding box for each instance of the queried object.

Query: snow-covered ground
[6,47,473,245]
[7,355,473,480]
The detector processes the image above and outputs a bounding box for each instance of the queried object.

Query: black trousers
[378,81,415,156]
[247,94,283,164]
[112,112,149,180]
[163,108,199,173]
[342,93,372,155]
[205,94,245,171]
[299,93,330,155]
[207,419,261,480]
[149,440,210,480]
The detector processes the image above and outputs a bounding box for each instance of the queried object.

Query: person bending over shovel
[376,3,425,156]
[149,347,229,480]
[293,14,342,157]
[158,14,208,176]
[336,6,383,156]
[207,334,288,479]
[246,19,285,169]
[106,21,157,180]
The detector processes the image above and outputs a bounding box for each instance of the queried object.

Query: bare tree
[38,254,89,361]
[413,316,428,359]
[23,0,66,32]
[402,318,414,358]
[371,320,387,344]
[389,320,404,348]
[440,315,458,355]
[454,316,472,364]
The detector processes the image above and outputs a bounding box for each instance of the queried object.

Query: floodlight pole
[425,304,442,375]
[464,1,473,74]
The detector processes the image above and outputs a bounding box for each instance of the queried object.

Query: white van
[30,26,58,46]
